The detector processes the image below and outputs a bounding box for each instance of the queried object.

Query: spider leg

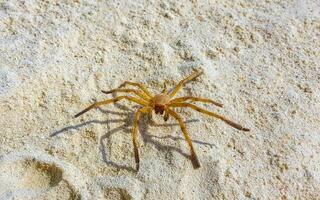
[161,81,168,93]
[132,106,150,171]
[169,69,203,98]
[164,110,169,121]
[170,96,223,107]
[147,109,157,125]
[74,96,148,118]
[101,88,150,100]
[166,108,201,169]
[118,81,153,98]
[169,102,250,131]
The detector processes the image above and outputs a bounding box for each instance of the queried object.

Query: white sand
[0,0,319,199]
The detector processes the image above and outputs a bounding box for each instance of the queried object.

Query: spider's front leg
[132,106,150,171]
[169,69,203,98]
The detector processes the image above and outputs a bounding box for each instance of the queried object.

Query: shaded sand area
[0,0,319,199]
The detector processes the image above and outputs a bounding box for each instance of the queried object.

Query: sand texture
[0,0,320,199]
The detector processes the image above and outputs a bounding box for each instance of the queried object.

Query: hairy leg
[119,81,152,98]
[167,108,201,169]
[169,102,250,131]
[169,69,203,98]
[74,96,148,118]
[132,107,150,170]
[101,88,150,100]
[170,96,223,107]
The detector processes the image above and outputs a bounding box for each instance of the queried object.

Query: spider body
[74,69,250,170]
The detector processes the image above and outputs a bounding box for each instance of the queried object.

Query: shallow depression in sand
[0,152,98,199]
[0,69,20,98]
[103,187,132,200]
[0,159,63,193]
[179,161,223,199]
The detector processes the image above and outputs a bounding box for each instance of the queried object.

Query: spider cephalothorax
[152,94,170,115]
[74,69,250,170]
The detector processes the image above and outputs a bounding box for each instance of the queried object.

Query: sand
[0,0,319,199]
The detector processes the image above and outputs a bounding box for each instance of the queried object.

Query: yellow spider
[74,69,250,170]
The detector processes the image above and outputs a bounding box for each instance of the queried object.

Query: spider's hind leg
[119,81,153,98]
[101,88,150,101]
[169,102,250,131]
[170,96,223,107]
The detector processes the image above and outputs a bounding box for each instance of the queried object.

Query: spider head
[154,105,165,115]
[153,94,170,115]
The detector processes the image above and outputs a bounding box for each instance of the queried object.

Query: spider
[74,69,250,170]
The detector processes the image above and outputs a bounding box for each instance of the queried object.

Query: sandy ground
[0,0,320,199]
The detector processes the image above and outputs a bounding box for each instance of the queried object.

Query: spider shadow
[49,94,133,137]
[49,109,128,137]
[138,115,216,165]
[50,94,136,171]
[99,112,204,171]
